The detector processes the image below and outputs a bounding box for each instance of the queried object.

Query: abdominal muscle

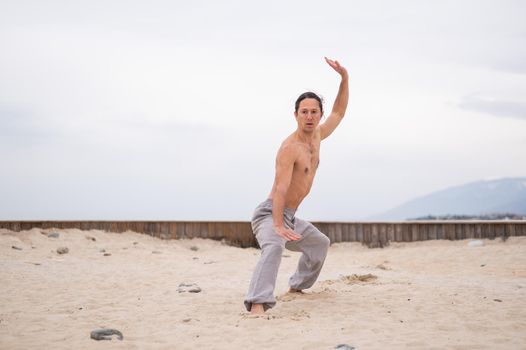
[269,163,317,210]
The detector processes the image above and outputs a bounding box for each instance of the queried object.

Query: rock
[11,245,22,251]
[47,232,60,238]
[190,246,199,251]
[99,249,106,253]
[152,250,162,254]
[133,242,138,245]
[103,253,111,257]
[376,263,389,270]
[90,328,123,341]
[468,240,484,247]
[57,247,69,254]
[85,235,96,242]
[178,283,202,293]
[335,344,355,350]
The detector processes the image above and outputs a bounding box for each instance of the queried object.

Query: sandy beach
[1,228,525,349]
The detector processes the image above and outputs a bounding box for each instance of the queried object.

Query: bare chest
[295,143,320,176]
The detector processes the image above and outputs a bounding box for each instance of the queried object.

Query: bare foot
[250,303,265,314]
[288,288,305,294]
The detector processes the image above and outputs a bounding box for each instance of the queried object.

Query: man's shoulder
[277,139,302,160]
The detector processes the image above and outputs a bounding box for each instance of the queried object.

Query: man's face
[295,98,322,132]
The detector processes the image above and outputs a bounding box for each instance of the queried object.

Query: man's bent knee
[262,242,285,257]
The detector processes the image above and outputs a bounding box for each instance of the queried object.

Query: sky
[1,0,525,221]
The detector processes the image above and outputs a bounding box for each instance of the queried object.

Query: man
[245,57,349,314]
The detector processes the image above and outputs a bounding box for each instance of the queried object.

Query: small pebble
[178,283,202,293]
[335,345,355,350]
[47,232,60,238]
[468,240,484,247]
[494,299,503,302]
[190,246,199,251]
[11,245,22,251]
[133,242,138,245]
[99,249,106,253]
[90,328,123,341]
[152,250,162,254]
[85,235,96,242]
[57,247,69,254]
[103,253,111,257]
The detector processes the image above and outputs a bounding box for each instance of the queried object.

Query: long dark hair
[294,92,324,114]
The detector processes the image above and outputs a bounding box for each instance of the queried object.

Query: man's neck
[294,129,315,144]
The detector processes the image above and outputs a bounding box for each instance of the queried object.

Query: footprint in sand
[241,313,278,320]
[277,290,308,302]
[321,273,378,288]
[240,310,310,321]
[341,273,378,283]
[289,309,310,321]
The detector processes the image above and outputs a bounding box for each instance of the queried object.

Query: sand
[1,228,525,350]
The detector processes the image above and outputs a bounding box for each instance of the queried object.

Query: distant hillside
[371,177,526,221]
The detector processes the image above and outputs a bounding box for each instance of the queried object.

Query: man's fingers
[276,228,301,241]
[325,57,345,73]
[286,230,301,241]
[279,230,299,241]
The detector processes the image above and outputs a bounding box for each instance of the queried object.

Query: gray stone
[47,232,60,238]
[57,247,69,254]
[468,240,484,247]
[178,283,202,293]
[90,328,123,341]
[335,345,355,350]
[190,246,199,251]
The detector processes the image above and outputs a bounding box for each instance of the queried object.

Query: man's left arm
[320,57,349,140]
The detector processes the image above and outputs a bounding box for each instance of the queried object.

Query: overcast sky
[1,0,525,221]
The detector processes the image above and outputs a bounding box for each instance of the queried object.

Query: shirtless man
[244,57,349,314]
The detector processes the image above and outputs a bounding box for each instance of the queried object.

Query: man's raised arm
[320,57,349,140]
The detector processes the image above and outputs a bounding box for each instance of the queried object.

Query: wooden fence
[1,220,525,248]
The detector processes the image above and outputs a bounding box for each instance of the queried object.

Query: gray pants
[244,199,330,311]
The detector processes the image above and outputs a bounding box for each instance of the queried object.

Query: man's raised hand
[325,57,348,78]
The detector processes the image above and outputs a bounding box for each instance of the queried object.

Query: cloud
[459,96,526,121]
[491,54,526,75]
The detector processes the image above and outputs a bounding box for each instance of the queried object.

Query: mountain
[371,177,526,221]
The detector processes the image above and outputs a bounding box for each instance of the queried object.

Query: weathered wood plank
[1,221,524,248]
